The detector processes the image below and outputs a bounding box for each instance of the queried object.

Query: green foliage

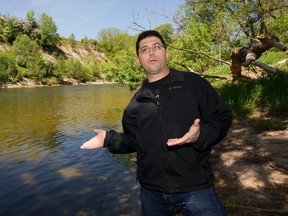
[154,23,174,44]
[68,33,76,47]
[0,11,59,47]
[171,0,288,73]
[0,52,18,82]
[113,52,144,90]
[0,14,39,44]
[52,55,67,82]
[100,49,145,90]
[12,34,40,67]
[65,59,92,82]
[0,16,5,42]
[97,28,145,89]
[1,17,18,44]
[98,28,134,58]
[26,11,36,24]
[11,34,52,81]
[38,13,60,48]
[266,7,288,43]
[28,55,52,81]
[53,56,101,83]
[81,35,89,44]
[87,64,102,79]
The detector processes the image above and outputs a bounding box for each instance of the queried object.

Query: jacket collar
[135,69,184,100]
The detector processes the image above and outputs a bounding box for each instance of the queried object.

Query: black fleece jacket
[104,69,232,193]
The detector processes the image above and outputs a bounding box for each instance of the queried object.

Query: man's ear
[135,57,141,67]
[166,50,170,60]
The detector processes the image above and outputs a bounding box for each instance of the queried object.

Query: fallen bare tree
[169,33,288,80]
[231,33,287,78]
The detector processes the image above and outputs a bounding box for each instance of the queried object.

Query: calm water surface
[0,85,140,216]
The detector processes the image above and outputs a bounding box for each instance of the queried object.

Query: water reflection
[0,85,140,216]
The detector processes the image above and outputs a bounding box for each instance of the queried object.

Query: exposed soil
[212,119,288,216]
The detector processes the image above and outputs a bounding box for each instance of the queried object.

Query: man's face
[136,36,169,77]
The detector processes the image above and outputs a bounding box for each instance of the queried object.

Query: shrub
[66,59,92,82]
[12,34,40,67]
[27,55,50,81]
[52,56,67,82]
[0,52,18,82]
[12,34,51,81]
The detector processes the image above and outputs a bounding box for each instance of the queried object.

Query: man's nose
[149,47,155,55]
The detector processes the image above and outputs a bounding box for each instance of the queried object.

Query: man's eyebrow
[140,42,162,48]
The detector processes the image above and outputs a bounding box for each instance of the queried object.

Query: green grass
[258,50,287,65]
[206,64,231,76]
[225,200,238,209]
[278,62,288,72]
[208,50,288,120]
[253,118,286,131]
[214,74,288,119]
[258,49,288,73]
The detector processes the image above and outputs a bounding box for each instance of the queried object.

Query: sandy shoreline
[0,78,115,89]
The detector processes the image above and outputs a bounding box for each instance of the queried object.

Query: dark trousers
[140,186,226,216]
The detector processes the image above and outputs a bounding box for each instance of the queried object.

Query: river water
[0,85,141,216]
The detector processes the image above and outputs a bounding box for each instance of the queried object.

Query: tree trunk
[231,34,287,78]
[230,47,247,77]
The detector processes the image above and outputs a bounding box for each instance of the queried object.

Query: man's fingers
[80,129,105,150]
[80,137,95,149]
[80,142,89,149]
[167,137,185,146]
[167,138,179,146]
[194,118,200,126]
[93,128,101,134]
[167,119,200,146]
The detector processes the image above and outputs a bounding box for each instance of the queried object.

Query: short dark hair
[136,30,166,55]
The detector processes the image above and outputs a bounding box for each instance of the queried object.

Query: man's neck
[146,69,170,83]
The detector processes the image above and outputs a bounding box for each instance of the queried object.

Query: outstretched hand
[167,119,200,146]
[80,129,106,150]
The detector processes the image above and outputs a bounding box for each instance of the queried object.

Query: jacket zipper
[155,93,172,192]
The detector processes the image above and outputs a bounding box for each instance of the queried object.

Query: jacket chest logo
[168,85,182,90]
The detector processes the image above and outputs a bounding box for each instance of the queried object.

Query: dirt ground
[212,119,288,216]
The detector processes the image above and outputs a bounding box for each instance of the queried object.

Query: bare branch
[172,60,196,73]
[251,60,288,76]
[129,12,148,32]
[173,60,232,80]
[155,10,195,45]
[169,44,231,66]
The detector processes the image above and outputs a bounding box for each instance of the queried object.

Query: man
[81,30,232,215]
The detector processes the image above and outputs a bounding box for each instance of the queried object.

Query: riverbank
[0,78,115,89]
[214,119,288,215]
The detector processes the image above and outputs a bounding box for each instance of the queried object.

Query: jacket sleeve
[103,109,138,154]
[193,77,232,151]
